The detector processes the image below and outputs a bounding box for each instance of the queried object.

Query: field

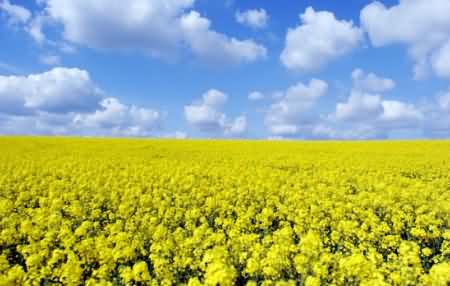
[0,137,450,285]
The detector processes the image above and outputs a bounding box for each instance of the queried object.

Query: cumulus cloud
[201,88,228,107]
[184,105,226,132]
[225,115,247,136]
[165,131,188,139]
[423,93,450,137]
[431,40,450,78]
[73,98,162,136]
[235,8,268,29]
[312,123,383,140]
[335,94,422,126]
[184,89,247,136]
[268,124,299,136]
[180,11,266,64]
[260,69,429,140]
[0,67,103,115]
[0,67,163,136]
[334,69,422,124]
[25,0,266,65]
[361,0,450,79]
[265,79,328,136]
[380,100,423,123]
[325,69,424,138]
[158,131,189,139]
[281,7,363,72]
[0,112,75,136]
[248,91,265,101]
[335,91,383,121]
[351,68,395,93]
[41,0,192,58]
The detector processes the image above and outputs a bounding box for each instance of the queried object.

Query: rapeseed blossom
[0,138,449,285]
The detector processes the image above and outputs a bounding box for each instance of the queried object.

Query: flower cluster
[0,138,449,285]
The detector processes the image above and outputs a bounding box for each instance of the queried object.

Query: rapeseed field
[0,137,449,285]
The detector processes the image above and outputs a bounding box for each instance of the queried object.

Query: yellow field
[0,137,449,285]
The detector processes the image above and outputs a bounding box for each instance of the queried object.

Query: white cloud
[380,100,423,123]
[1,1,266,65]
[172,131,188,139]
[41,0,192,58]
[360,0,450,46]
[248,91,264,101]
[0,67,164,137]
[160,131,188,139]
[431,40,450,78]
[184,104,226,132]
[312,123,382,140]
[225,115,247,136]
[361,0,450,79]
[39,54,61,65]
[335,91,383,121]
[423,94,450,136]
[180,11,266,64]
[0,67,103,114]
[265,78,328,136]
[235,9,268,29]
[266,136,288,141]
[281,7,363,72]
[202,88,227,107]
[351,68,395,93]
[32,0,265,65]
[73,97,162,136]
[328,69,423,138]
[334,69,421,124]
[0,112,75,136]
[0,80,29,115]
[184,89,247,136]
[269,124,299,136]
[0,0,31,24]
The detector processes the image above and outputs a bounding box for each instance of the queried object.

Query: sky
[0,0,450,139]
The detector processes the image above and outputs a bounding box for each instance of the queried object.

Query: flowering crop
[0,137,449,285]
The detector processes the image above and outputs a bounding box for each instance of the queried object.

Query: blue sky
[0,0,450,139]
